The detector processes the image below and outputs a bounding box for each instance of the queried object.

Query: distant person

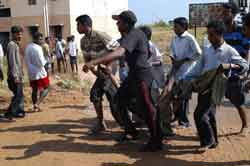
[138,26,165,89]
[4,26,25,119]
[221,3,249,134]
[0,43,4,81]
[42,37,51,74]
[68,35,78,73]
[24,32,50,112]
[55,37,66,73]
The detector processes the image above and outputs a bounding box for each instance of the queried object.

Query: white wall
[69,0,128,51]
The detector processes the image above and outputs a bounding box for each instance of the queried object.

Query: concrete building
[0,0,128,50]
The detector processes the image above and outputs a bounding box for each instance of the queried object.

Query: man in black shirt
[83,10,162,152]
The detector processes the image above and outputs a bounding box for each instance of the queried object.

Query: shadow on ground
[1,117,250,166]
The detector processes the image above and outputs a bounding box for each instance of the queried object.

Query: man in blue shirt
[221,3,249,135]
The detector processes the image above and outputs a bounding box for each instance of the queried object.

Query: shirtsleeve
[189,36,202,60]
[230,48,249,74]
[7,43,19,79]
[169,39,176,59]
[0,44,3,69]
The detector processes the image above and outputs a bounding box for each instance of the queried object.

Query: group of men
[0,2,250,153]
[78,4,250,152]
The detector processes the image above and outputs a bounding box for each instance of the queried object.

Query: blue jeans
[7,76,24,114]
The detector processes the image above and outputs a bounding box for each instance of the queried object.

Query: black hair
[32,32,43,40]
[174,17,188,30]
[207,20,225,36]
[67,36,71,42]
[11,25,23,34]
[76,14,92,27]
[45,36,50,41]
[222,3,238,16]
[243,13,250,27]
[138,26,152,40]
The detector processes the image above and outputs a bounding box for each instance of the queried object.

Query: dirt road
[0,73,250,166]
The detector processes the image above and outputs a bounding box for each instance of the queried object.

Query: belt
[152,62,162,67]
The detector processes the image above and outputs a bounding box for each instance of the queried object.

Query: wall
[69,0,128,51]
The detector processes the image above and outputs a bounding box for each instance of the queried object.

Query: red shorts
[30,76,50,91]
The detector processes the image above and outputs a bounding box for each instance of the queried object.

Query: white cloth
[148,41,163,66]
[68,41,77,57]
[25,43,47,81]
[170,31,202,80]
[0,44,3,69]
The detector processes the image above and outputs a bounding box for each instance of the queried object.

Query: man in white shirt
[0,43,4,81]
[68,35,78,72]
[55,37,66,73]
[165,17,202,128]
[187,20,248,151]
[25,32,50,111]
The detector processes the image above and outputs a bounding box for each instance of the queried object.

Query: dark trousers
[7,76,24,114]
[90,76,122,125]
[176,99,190,125]
[116,77,162,144]
[194,92,218,146]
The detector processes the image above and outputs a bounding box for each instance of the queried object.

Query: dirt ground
[1,72,250,166]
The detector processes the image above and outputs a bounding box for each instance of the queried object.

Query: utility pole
[43,0,49,37]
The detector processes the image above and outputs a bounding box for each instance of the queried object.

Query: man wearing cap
[76,14,121,134]
[83,10,163,152]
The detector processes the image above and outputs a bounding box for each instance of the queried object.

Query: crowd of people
[0,2,250,153]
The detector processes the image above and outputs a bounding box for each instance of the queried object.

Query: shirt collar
[178,31,188,38]
[212,42,226,52]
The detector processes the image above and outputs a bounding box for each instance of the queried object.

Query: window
[28,0,37,5]
[0,8,11,17]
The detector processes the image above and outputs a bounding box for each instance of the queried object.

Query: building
[0,0,128,50]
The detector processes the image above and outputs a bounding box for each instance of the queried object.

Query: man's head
[33,32,43,45]
[45,36,50,44]
[76,14,92,34]
[138,26,152,41]
[206,20,225,46]
[11,25,23,42]
[173,17,188,36]
[221,3,238,25]
[112,10,137,33]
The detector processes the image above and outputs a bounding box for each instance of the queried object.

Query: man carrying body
[83,11,163,152]
[184,21,248,151]
[76,14,120,134]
